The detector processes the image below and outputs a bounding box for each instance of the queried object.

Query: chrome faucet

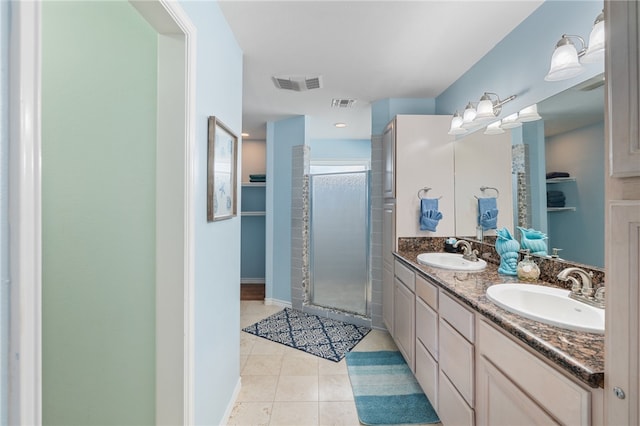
[557,267,604,308]
[454,240,479,262]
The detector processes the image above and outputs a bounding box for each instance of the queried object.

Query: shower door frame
[308,170,372,318]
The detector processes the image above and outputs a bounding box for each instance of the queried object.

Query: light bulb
[461,103,477,128]
[517,104,542,122]
[545,37,584,81]
[475,95,497,121]
[500,113,522,129]
[484,121,505,135]
[582,12,605,63]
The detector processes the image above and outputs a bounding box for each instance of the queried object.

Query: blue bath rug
[242,307,370,362]
[346,351,440,425]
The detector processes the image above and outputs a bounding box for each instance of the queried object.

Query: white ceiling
[218,0,545,140]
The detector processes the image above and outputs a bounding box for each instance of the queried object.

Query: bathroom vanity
[389,246,604,426]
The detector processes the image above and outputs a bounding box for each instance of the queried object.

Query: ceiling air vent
[272,75,323,92]
[331,98,357,108]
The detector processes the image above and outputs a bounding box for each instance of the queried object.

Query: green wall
[42,2,157,424]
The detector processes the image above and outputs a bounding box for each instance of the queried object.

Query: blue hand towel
[478,197,499,231]
[420,198,443,232]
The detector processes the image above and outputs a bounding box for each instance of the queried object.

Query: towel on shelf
[249,173,266,183]
[420,198,443,232]
[547,190,566,207]
[546,171,571,179]
[478,197,499,231]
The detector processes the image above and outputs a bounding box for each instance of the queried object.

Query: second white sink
[417,252,487,271]
[486,283,605,334]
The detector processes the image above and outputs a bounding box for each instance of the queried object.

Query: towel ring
[418,187,442,200]
[474,185,500,199]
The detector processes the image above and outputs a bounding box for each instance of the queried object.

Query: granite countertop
[394,249,605,389]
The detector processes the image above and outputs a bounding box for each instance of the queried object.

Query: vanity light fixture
[545,10,605,81]
[500,112,522,129]
[475,92,517,121]
[461,102,477,128]
[516,104,542,122]
[484,121,505,135]
[448,111,467,135]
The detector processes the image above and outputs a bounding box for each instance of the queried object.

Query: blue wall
[266,116,308,303]
[309,138,371,161]
[436,1,604,117]
[178,1,243,424]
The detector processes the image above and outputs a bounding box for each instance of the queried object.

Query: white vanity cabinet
[391,256,604,426]
[476,318,603,426]
[393,259,416,371]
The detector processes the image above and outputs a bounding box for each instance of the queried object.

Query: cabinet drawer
[439,370,474,426]
[394,259,415,292]
[439,318,474,407]
[416,297,438,360]
[478,320,590,426]
[416,341,438,412]
[415,273,438,309]
[440,290,474,342]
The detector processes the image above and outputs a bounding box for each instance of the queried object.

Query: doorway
[9,1,195,423]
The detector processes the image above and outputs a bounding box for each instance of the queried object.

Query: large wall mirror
[453,73,605,268]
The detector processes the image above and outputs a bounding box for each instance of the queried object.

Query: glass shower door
[309,171,370,316]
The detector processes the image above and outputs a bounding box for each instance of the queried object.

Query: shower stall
[308,171,370,317]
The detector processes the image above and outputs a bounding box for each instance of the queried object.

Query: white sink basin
[486,283,604,334]
[417,252,487,271]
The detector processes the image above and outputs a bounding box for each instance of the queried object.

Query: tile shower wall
[290,145,309,311]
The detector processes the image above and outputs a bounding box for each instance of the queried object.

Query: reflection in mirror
[520,74,605,267]
[454,129,514,238]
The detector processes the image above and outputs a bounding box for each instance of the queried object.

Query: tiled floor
[228,301,401,426]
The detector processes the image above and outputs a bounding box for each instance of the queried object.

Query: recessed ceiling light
[334,122,347,128]
[241,132,250,137]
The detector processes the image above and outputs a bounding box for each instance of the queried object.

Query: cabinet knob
[613,387,626,399]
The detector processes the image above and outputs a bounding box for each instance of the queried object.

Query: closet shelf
[242,182,266,187]
[241,211,266,217]
[547,207,577,212]
[546,177,576,184]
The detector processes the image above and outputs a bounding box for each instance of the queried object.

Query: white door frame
[8,2,42,424]
[8,1,196,424]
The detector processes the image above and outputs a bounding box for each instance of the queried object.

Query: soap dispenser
[517,250,540,282]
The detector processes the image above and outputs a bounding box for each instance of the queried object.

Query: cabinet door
[394,278,415,371]
[607,0,640,177]
[476,356,559,426]
[382,120,395,198]
[382,264,394,335]
[382,203,395,332]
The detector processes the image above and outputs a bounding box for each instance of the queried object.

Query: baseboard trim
[264,298,292,308]
[219,377,241,426]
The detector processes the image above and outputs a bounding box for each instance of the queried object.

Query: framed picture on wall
[207,116,238,222]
